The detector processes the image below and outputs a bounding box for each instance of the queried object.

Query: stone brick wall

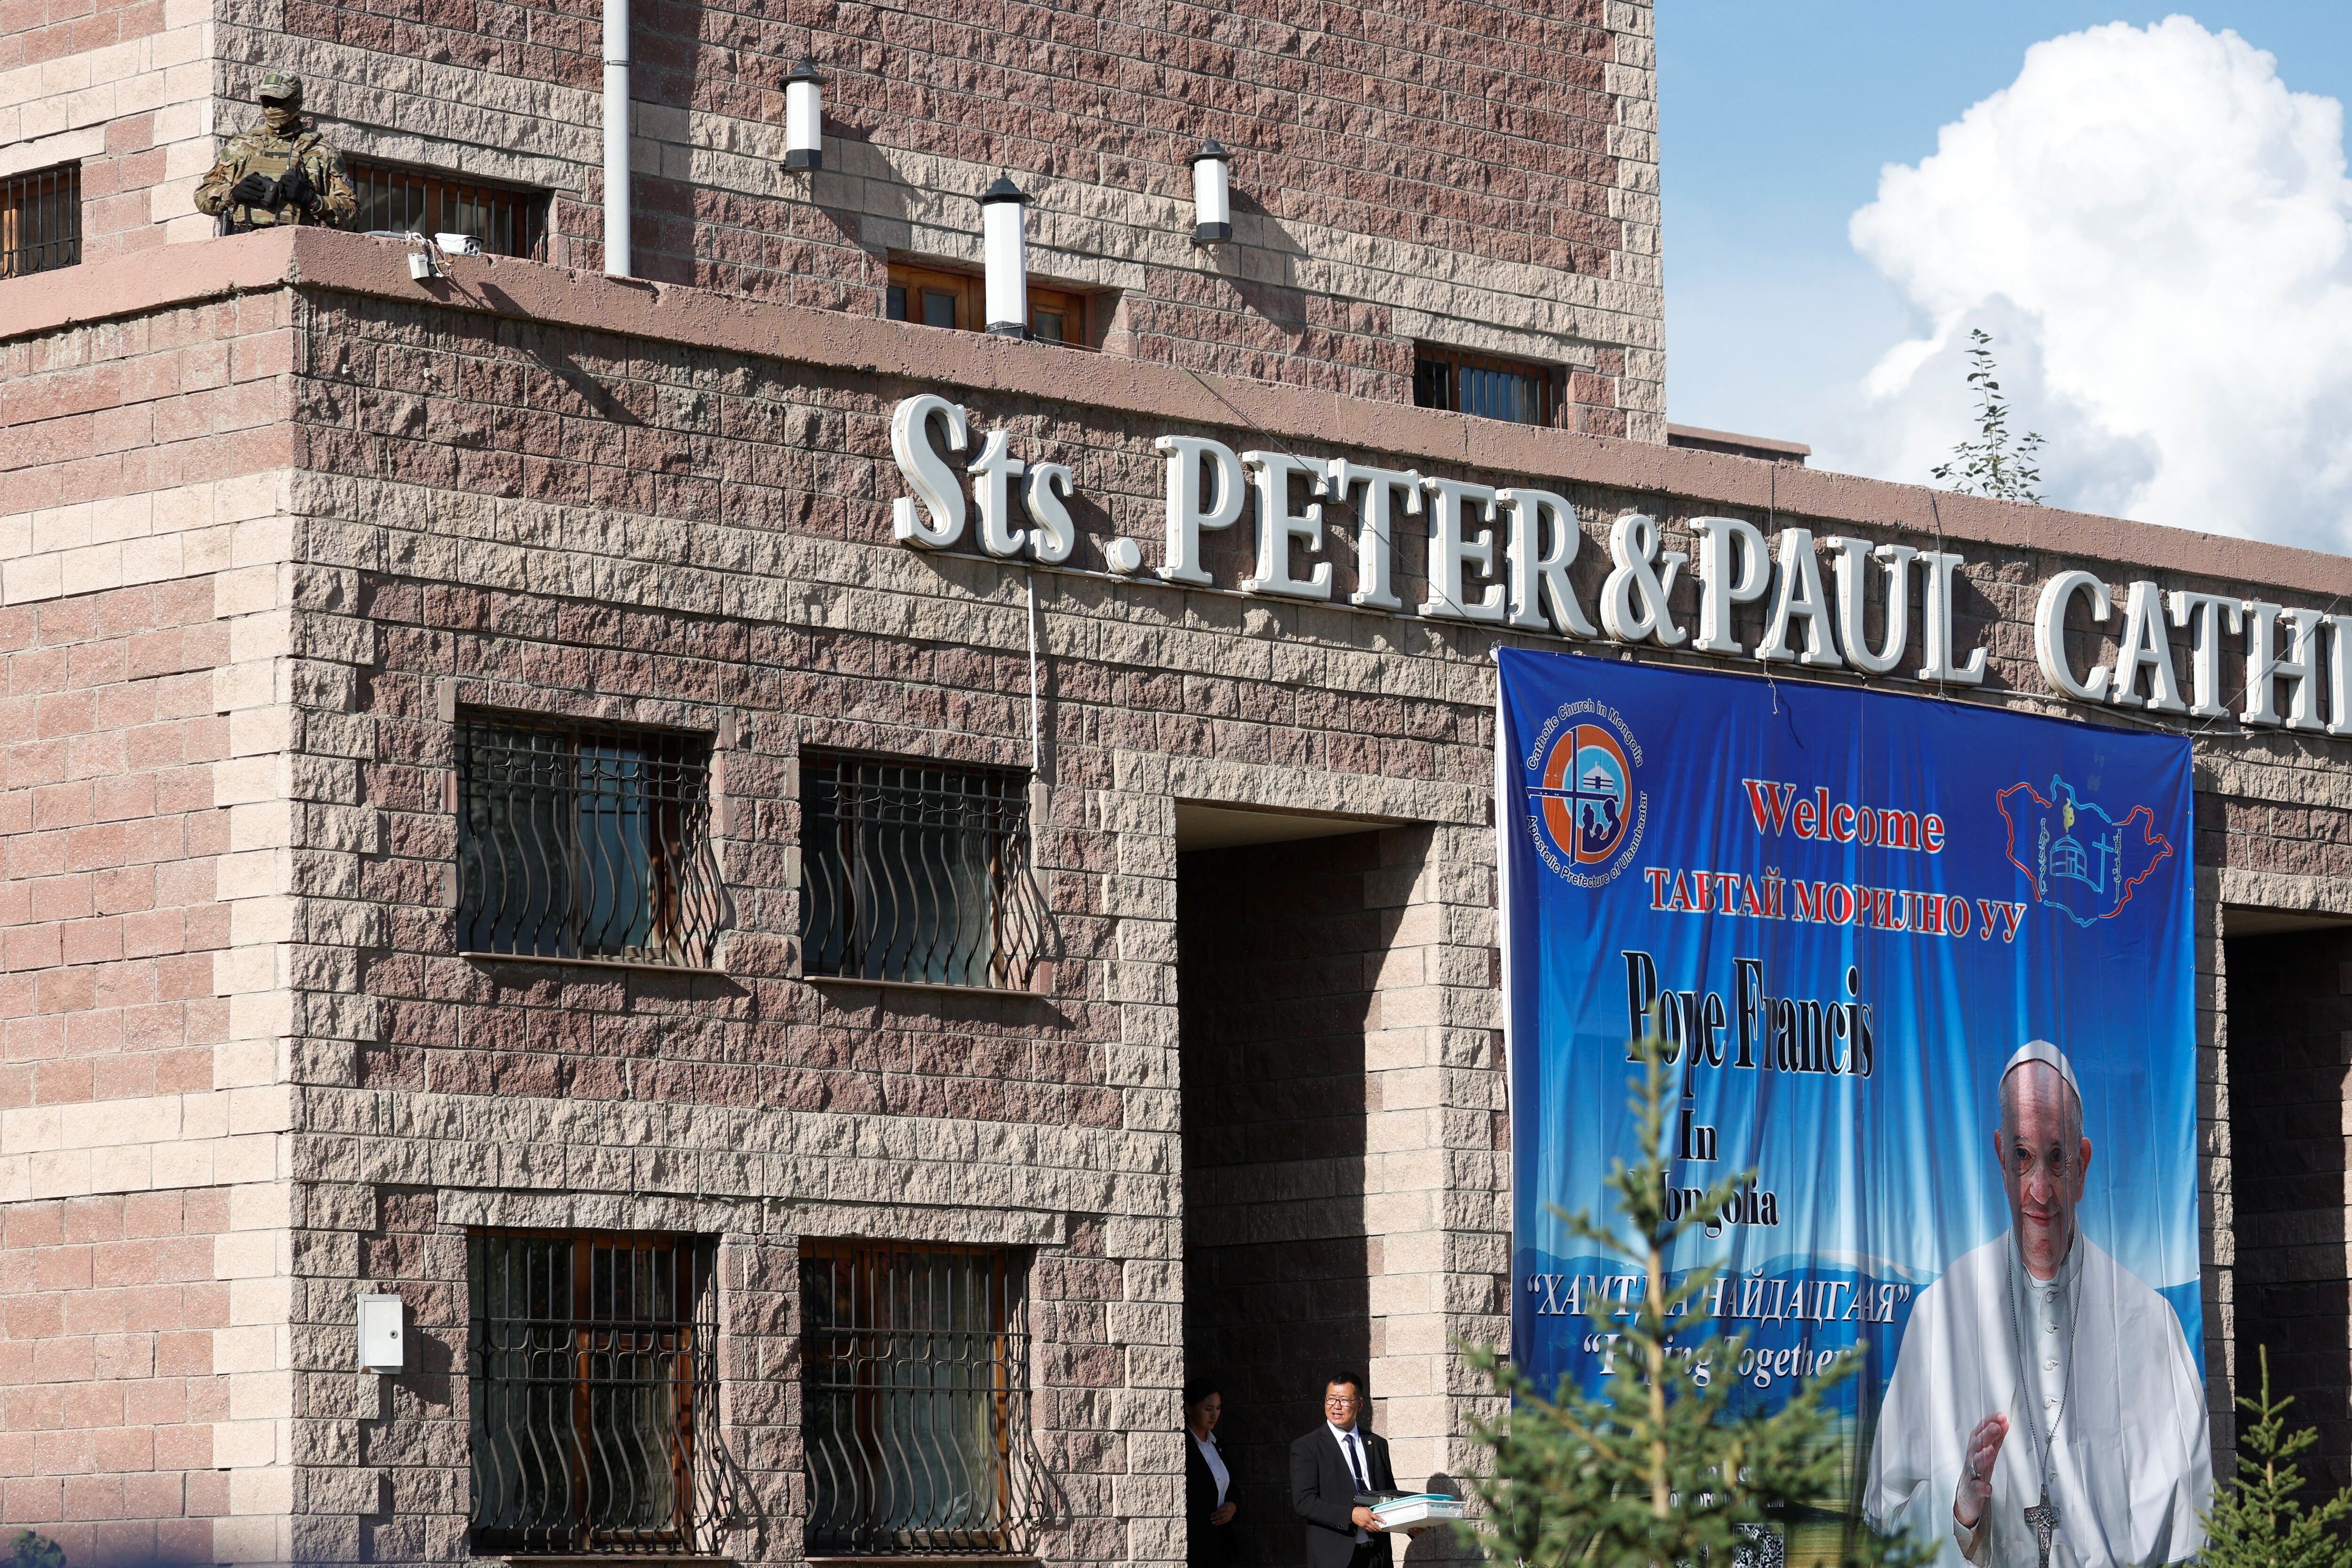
[0,292,298,526]
[259,295,1212,1565]
[0,1187,236,1566]
[316,1184,1129,1565]
[0,0,215,258]
[0,566,229,1114]
[6,0,1662,430]
[252,272,1509,1562]
[605,0,1664,428]
[1,281,356,1564]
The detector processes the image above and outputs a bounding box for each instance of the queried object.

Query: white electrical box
[358,1293,405,1372]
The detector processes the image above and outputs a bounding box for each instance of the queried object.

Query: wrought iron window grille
[1,162,81,279]
[457,716,724,968]
[345,155,550,259]
[1412,342,1558,427]
[799,754,1045,989]
[468,1231,739,1556]
[801,1241,1048,1557]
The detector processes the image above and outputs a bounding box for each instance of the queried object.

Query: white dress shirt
[1193,1430,1230,1506]
[1329,1422,1373,1543]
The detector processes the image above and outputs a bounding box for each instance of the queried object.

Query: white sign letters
[883,398,2351,733]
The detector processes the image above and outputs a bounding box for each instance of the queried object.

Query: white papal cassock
[1863,1230,2209,1568]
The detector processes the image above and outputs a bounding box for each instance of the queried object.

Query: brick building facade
[1,0,1663,429]
[2,1,2350,1565]
[2,227,2348,1565]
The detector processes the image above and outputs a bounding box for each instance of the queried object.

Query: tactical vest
[234,135,314,227]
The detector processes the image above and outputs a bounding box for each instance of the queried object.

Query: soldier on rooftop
[195,73,357,233]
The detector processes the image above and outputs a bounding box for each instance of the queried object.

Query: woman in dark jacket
[1184,1381,1240,1566]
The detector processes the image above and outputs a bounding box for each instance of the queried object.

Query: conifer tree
[1458,1026,1928,1568]
[2198,1345,2352,1568]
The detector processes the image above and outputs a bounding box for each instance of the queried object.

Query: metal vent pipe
[603,0,630,276]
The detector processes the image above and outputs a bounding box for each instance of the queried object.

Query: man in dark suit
[1289,1373,1397,1568]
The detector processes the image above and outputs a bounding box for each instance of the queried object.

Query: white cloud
[1830,16,2352,553]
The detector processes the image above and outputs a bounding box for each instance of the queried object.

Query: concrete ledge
[0,226,305,337]
[6,228,2350,599]
[1668,422,1812,462]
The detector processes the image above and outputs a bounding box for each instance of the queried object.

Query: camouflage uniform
[194,73,358,232]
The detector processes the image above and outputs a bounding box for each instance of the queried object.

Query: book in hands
[1367,1494,1466,1528]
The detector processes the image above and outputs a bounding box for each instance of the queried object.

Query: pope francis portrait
[1863,1041,2209,1568]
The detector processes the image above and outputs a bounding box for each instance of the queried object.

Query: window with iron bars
[457,716,723,967]
[1413,343,1558,427]
[0,162,81,279]
[469,1231,734,1556]
[802,1242,1046,1557]
[799,754,1044,989]
[345,154,548,258]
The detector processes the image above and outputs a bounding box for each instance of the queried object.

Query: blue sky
[1658,4,2352,489]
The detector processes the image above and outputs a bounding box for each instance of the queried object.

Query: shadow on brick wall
[2226,925,2352,1487]
[1179,827,1418,1566]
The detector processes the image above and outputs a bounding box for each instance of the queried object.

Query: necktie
[1344,1433,1368,1492]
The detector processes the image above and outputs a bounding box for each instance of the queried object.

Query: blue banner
[1500,648,2206,1565]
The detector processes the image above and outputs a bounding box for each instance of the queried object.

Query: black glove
[280,164,317,213]
[229,172,279,207]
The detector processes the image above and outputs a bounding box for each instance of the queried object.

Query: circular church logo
[1525,701,1645,888]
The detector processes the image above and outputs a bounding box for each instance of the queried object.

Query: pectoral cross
[2023,1488,2061,1568]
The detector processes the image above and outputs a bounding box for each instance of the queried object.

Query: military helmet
[256,71,303,103]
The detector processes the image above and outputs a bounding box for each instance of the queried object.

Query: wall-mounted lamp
[1189,139,1232,245]
[358,1293,405,1373]
[979,175,1029,337]
[784,61,824,170]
